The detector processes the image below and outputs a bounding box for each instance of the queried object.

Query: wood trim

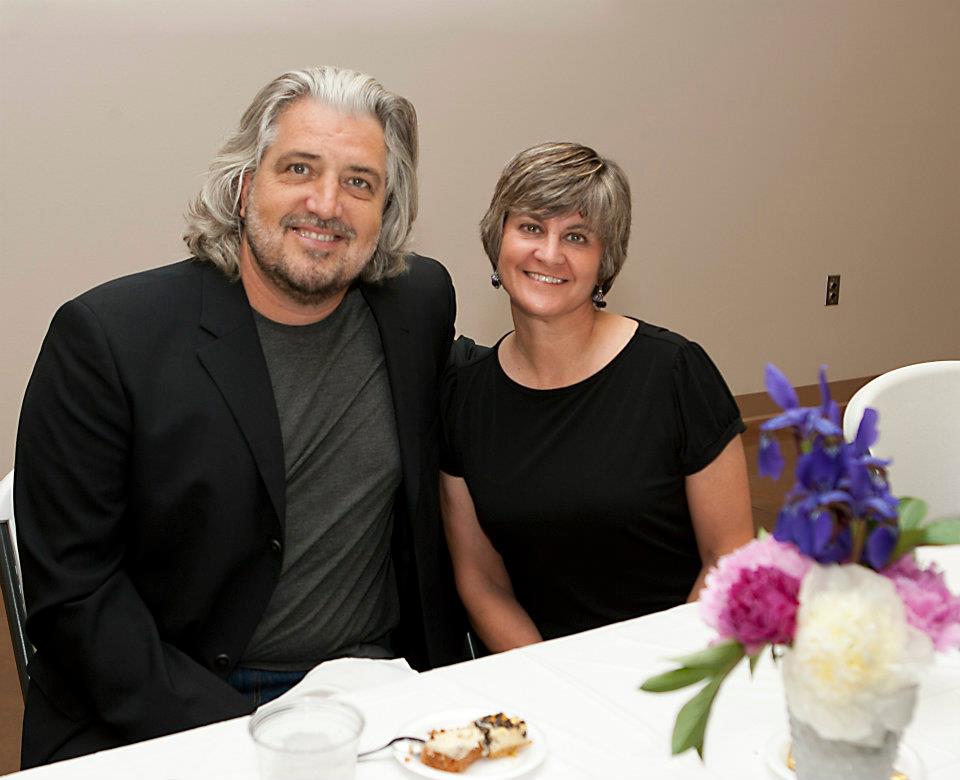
[736,375,878,424]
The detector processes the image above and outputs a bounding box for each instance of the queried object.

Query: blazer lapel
[360,281,420,518]
[195,265,286,524]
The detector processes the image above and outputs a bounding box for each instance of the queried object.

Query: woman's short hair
[479,142,632,293]
[183,66,418,283]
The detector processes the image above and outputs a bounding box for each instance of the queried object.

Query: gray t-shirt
[242,288,402,670]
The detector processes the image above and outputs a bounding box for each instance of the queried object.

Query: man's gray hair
[480,142,631,293]
[184,66,418,282]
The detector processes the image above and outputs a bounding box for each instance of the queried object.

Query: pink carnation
[721,567,802,652]
[883,555,960,652]
[700,537,812,652]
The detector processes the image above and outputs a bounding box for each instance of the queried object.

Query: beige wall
[2,0,958,471]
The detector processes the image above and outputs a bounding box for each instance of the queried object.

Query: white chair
[843,361,960,521]
[1,468,31,697]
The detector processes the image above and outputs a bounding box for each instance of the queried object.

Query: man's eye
[289,163,309,175]
[347,177,370,190]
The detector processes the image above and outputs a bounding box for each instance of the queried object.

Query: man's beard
[244,207,379,306]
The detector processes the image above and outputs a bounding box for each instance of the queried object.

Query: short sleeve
[440,359,464,477]
[672,342,745,475]
[440,336,488,477]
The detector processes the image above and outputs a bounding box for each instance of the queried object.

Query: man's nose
[305,176,343,220]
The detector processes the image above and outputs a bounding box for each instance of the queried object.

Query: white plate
[392,707,547,778]
[763,732,925,780]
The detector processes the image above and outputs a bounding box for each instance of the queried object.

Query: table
[11,546,960,779]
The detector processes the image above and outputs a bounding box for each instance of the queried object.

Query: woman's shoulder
[441,335,503,431]
[448,334,500,370]
[628,318,690,347]
[622,319,730,381]
[624,319,698,361]
[443,335,499,405]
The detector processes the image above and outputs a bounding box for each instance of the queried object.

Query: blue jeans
[227,666,309,707]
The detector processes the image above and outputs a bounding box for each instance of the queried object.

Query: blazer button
[269,538,282,554]
[214,654,231,670]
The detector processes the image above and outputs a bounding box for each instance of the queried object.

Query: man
[14,66,464,767]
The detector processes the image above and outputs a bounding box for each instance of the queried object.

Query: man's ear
[239,173,252,219]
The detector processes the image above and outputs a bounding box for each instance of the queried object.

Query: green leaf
[757,526,770,540]
[672,640,744,671]
[892,528,925,559]
[898,497,928,530]
[748,649,766,675]
[640,666,710,692]
[670,651,744,759]
[671,675,722,758]
[893,517,960,558]
[921,516,960,545]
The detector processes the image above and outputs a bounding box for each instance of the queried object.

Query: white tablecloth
[11,546,960,779]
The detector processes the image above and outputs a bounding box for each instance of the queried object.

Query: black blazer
[15,257,465,767]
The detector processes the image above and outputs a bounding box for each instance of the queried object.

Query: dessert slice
[475,712,532,759]
[420,724,484,773]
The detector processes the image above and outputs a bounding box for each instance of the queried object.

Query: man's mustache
[280,214,356,239]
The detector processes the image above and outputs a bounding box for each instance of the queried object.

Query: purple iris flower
[773,504,807,549]
[761,364,842,441]
[758,432,785,479]
[817,366,831,410]
[765,363,799,410]
[820,523,853,562]
[773,503,851,563]
[758,364,808,480]
[818,518,852,562]
[760,363,905,570]
[796,446,845,493]
[812,509,835,553]
[844,460,898,521]
[818,365,843,430]
[852,407,879,456]
[864,524,899,569]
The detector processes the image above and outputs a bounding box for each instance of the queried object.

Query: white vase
[788,711,904,780]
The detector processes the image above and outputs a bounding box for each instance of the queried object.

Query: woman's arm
[684,435,755,601]
[439,471,543,651]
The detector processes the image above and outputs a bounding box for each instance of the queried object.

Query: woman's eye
[566,233,587,243]
[348,177,370,190]
[289,163,308,175]
[519,223,541,234]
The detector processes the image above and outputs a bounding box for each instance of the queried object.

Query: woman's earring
[592,285,607,309]
[490,271,501,289]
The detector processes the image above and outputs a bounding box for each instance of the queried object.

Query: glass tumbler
[249,697,364,780]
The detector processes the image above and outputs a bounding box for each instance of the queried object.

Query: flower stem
[849,518,867,564]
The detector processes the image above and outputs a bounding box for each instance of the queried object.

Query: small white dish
[763,731,925,780]
[393,708,547,778]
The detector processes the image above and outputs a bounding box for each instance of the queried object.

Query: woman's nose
[533,233,564,265]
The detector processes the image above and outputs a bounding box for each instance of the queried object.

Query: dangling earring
[592,285,607,309]
[490,271,501,289]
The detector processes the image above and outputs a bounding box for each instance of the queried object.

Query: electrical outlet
[825,274,840,306]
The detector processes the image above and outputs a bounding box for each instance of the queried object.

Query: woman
[441,142,754,652]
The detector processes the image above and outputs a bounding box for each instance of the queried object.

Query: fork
[357,735,425,760]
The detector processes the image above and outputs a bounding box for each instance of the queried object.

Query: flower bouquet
[641,364,960,778]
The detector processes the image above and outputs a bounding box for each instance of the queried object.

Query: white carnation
[782,564,932,746]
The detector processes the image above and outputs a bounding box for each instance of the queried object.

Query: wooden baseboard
[736,375,877,424]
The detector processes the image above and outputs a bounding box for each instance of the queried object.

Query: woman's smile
[524,271,566,285]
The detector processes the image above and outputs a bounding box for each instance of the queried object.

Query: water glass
[249,698,364,780]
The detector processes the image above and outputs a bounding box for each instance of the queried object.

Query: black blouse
[442,321,744,640]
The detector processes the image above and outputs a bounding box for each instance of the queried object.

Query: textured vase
[788,712,903,780]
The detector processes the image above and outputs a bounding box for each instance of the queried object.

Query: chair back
[843,361,960,520]
[0,468,31,698]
